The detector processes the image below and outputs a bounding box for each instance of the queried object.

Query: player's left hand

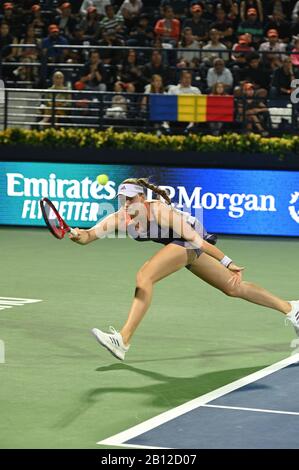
[227,263,245,287]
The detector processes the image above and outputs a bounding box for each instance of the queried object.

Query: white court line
[97,353,299,448]
[107,443,171,450]
[0,297,42,311]
[203,404,299,416]
[0,297,42,303]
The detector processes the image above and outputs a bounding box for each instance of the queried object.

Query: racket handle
[69,227,78,237]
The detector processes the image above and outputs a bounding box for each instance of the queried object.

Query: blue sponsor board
[0,161,298,236]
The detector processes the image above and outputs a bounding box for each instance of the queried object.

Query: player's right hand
[69,228,89,245]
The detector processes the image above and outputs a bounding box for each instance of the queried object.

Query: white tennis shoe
[91,326,129,361]
[286,300,299,337]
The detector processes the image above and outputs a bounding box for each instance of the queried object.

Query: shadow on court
[54,363,267,429]
[128,343,288,364]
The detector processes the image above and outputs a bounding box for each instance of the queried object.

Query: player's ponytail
[137,178,172,205]
[122,178,172,205]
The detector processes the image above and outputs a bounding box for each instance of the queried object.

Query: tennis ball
[96,174,109,186]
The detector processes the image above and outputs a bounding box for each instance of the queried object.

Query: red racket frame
[40,197,72,240]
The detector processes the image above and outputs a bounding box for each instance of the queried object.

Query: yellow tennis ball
[96,174,109,186]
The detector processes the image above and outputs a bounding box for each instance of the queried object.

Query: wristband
[220,256,232,268]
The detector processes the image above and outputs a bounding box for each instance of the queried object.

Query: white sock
[116,331,130,350]
[287,301,299,323]
[287,302,295,317]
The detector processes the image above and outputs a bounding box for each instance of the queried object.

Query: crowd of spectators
[1,0,299,133]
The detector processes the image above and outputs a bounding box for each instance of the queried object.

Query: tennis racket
[39,197,78,240]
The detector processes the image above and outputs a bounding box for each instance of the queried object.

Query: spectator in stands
[290,36,299,76]
[79,6,101,42]
[114,81,138,119]
[231,33,254,66]
[0,22,17,82]
[238,82,270,135]
[177,27,200,65]
[54,2,77,40]
[80,0,111,18]
[237,8,264,46]
[100,4,124,35]
[240,52,270,97]
[39,70,71,126]
[68,25,87,64]
[189,55,202,84]
[159,1,188,20]
[265,10,290,43]
[73,98,99,128]
[207,57,233,92]
[28,4,47,39]
[98,28,124,65]
[0,20,17,56]
[18,24,40,61]
[120,48,143,91]
[143,73,164,95]
[291,4,299,37]
[79,49,107,91]
[240,0,263,23]
[105,80,128,118]
[183,3,210,43]
[211,81,227,96]
[168,69,201,95]
[202,28,229,65]
[142,49,172,87]
[118,0,143,27]
[209,82,229,135]
[42,24,68,63]
[220,0,239,23]
[12,56,39,87]
[0,2,13,20]
[0,2,20,37]
[270,56,296,98]
[259,29,286,71]
[200,1,215,22]
[16,23,40,83]
[292,1,299,22]
[150,35,169,65]
[140,74,166,130]
[210,4,234,47]
[105,81,139,119]
[168,69,201,132]
[154,5,180,47]
[265,0,290,19]
[59,0,89,14]
[127,13,153,46]
[5,0,298,134]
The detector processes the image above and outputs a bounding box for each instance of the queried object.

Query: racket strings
[41,200,64,239]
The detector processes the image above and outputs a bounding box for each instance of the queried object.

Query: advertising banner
[0,161,298,236]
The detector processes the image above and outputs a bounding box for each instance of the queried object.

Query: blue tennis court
[99,354,299,449]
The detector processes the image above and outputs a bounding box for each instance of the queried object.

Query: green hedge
[0,128,298,155]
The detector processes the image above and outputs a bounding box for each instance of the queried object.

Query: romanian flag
[149,95,234,122]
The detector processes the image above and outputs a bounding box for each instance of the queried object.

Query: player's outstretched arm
[69,212,119,245]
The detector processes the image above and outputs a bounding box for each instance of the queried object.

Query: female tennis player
[70,178,299,360]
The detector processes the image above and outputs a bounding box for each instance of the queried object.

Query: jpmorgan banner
[0,161,298,236]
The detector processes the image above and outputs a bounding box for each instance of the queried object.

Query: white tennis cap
[117,183,144,197]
